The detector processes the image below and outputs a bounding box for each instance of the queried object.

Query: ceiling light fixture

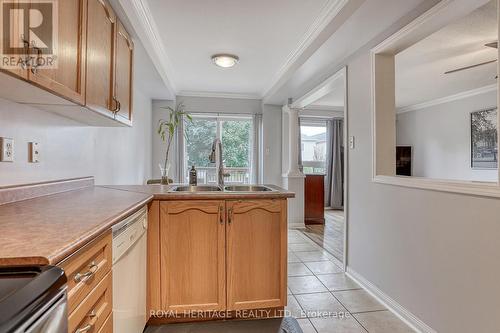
[212,54,239,68]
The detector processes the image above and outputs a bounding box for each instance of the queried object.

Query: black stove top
[0,270,39,303]
[0,266,66,332]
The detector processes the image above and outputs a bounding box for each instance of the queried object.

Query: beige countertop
[0,181,293,267]
[0,186,152,266]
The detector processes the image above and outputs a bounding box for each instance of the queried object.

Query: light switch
[349,136,355,149]
[0,137,14,162]
[29,142,40,163]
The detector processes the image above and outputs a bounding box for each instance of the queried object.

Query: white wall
[0,41,159,186]
[262,104,282,185]
[0,92,152,186]
[151,97,284,186]
[348,51,500,333]
[397,89,498,181]
[178,95,262,114]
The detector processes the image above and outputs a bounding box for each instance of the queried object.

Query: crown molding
[291,67,346,109]
[121,0,358,101]
[118,0,177,95]
[262,0,362,101]
[177,91,261,100]
[397,84,497,114]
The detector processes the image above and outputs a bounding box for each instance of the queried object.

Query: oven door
[24,290,67,333]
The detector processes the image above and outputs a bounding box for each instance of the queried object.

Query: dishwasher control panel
[112,206,147,265]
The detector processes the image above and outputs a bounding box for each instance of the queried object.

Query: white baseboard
[287,216,305,229]
[288,221,305,229]
[346,267,436,333]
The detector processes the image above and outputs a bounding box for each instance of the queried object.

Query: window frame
[371,0,500,198]
[183,113,254,184]
[300,117,328,175]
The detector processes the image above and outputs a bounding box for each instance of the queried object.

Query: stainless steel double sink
[170,185,274,193]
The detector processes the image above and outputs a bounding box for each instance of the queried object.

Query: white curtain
[252,114,263,183]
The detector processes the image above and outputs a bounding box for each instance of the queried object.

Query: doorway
[291,67,348,269]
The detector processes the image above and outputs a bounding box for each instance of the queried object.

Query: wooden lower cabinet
[226,199,287,310]
[151,199,287,321]
[160,201,226,312]
[58,231,113,333]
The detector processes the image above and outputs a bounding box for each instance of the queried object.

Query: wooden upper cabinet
[0,1,28,80]
[29,0,87,104]
[226,199,287,311]
[86,0,115,115]
[113,20,133,124]
[160,201,226,312]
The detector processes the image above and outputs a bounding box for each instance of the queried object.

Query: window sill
[373,175,500,198]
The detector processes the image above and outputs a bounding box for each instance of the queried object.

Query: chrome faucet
[209,139,225,187]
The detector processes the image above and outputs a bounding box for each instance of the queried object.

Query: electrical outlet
[29,142,40,163]
[0,137,14,162]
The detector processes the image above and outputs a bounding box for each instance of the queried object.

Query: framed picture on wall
[471,108,498,169]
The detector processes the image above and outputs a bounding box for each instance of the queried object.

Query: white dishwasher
[112,206,148,333]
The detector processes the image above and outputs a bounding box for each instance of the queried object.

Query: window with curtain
[183,114,255,184]
[300,119,328,174]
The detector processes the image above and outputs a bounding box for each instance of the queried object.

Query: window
[300,119,327,174]
[184,114,254,184]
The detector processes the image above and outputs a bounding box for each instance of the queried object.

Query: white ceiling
[145,0,331,97]
[308,84,345,109]
[395,0,497,108]
[263,0,432,104]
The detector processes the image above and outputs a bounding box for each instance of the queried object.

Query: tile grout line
[289,230,371,333]
[289,230,377,333]
[328,290,369,333]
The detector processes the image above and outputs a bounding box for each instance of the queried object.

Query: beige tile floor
[287,229,415,333]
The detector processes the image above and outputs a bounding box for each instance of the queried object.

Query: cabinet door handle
[228,208,233,224]
[75,323,93,333]
[74,261,98,283]
[219,205,224,224]
[112,97,121,114]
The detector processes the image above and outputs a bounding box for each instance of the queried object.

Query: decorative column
[282,104,305,228]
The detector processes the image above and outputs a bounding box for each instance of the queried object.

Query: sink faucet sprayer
[209,139,226,187]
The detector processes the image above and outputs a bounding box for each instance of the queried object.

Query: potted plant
[157,103,192,184]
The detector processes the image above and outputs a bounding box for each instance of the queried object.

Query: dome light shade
[212,54,239,68]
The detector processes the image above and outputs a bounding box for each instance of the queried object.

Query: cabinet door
[160,201,226,312]
[226,199,287,310]
[0,1,28,79]
[113,20,133,124]
[86,0,115,114]
[29,0,87,104]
